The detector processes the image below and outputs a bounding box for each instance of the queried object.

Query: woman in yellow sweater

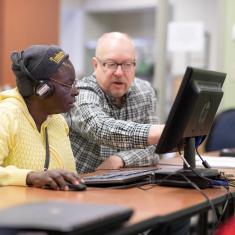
[0,45,83,191]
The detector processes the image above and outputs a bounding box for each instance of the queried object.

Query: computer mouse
[67,182,87,191]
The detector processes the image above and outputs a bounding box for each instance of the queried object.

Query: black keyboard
[84,168,160,186]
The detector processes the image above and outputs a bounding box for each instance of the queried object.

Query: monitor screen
[156,67,226,176]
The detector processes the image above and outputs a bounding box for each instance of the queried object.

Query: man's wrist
[109,155,125,168]
[148,124,165,145]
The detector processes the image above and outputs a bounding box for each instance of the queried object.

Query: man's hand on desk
[96,155,124,170]
[26,169,83,191]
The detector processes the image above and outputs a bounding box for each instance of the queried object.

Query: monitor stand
[154,137,219,188]
[179,137,219,178]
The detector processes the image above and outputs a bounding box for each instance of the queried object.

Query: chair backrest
[205,109,235,152]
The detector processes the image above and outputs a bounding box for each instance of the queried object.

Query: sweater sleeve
[0,106,31,186]
[0,166,31,186]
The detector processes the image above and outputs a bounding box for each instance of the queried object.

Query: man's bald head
[95,32,136,60]
[92,32,136,102]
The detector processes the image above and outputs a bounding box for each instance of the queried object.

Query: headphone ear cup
[34,81,54,99]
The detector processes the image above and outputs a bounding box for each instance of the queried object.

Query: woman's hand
[26,169,83,191]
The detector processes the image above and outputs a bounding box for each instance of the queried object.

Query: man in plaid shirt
[67,32,164,173]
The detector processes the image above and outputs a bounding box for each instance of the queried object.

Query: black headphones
[19,53,55,99]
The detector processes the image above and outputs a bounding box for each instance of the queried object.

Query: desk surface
[0,157,234,234]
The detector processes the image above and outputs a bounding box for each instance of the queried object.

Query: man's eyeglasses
[96,58,136,72]
[50,78,78,90]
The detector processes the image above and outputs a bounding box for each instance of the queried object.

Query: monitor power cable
[179,149,233,231]
[195,147,211,168]
[178,151,218,234]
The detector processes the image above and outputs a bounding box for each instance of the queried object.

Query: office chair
[205,109,235,152]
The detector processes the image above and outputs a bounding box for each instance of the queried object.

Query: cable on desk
[195,147,234,226]
[138,166,218,234]
[179,147,235,232]
[216,172,235,219]
[217,190,233,225]
[178,151,218,234]
[196,147,212,169]
[137,148,233,232]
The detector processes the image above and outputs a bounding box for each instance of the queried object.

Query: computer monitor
[156,67,226,177]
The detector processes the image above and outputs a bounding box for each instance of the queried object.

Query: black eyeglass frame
[96,57,136,71]
[50,78,78,90]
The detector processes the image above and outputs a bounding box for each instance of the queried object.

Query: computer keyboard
[84,168,160,186]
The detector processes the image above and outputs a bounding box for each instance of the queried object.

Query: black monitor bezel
[156,66,226,157]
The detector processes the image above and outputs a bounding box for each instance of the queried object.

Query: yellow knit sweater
[0,88,76,186]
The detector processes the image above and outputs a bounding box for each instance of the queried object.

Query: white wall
[61,0,222,76]
[169,0,222,75]
[60,0,157,76]
[60,0,225,117]
[60,0,85,76]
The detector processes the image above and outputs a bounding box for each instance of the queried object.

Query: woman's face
[44,61,79,114]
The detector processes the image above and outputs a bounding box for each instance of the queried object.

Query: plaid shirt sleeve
[115,146,159,167]
[114,81,160,166]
